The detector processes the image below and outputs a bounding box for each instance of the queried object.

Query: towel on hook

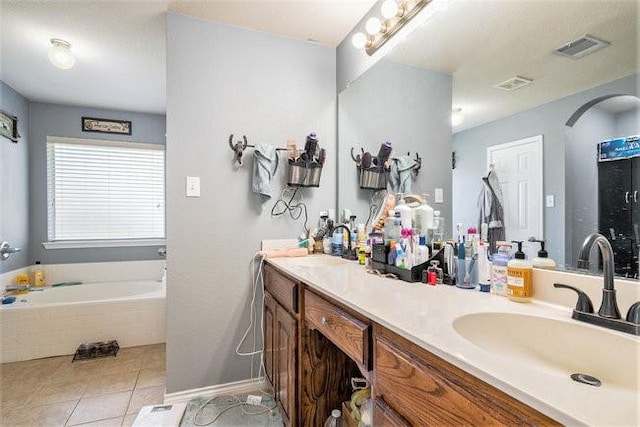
[252,142,279,199]
[390,155,417,194]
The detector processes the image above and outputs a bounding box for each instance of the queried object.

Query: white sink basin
[285,256,348,267]
[453,312,640,392]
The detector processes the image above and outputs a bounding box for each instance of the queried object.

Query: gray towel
[390,155,417,194]
[252,142,279,199]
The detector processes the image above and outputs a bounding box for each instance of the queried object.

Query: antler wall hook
[228,134,248,165]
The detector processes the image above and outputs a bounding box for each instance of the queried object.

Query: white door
[487,135,543,259]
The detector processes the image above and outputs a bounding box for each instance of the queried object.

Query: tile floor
[0,344,165,426]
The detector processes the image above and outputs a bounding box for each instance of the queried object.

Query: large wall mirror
[338,0,638,278]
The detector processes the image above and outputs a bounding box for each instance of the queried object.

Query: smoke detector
[494,76,534,91]
[553,35,610,60]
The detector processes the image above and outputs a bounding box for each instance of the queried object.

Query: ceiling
[387,0,639,131]
[0,0,375,114]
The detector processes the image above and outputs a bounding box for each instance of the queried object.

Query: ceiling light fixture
[352,0,430,56]
[451,108,464,126]
[48,38,75,70]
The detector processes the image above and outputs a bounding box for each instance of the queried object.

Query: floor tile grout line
[63,398,82,427]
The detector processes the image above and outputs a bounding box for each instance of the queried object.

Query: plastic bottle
[507,241,533,303]
[433,210,445,243]
[415,236,430,265]
[414,195,434,235]
[331,229,344,256]
[323,409,343,427]
[387,241,397,265]
[530,238,556,269]
[394,194,413,230]
[384,210,399,241]
[477,241,492,292]
[33,261,45,287]
[395,241,406,268]
[491,242,511,296]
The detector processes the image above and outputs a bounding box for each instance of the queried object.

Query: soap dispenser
[529,237,556,269]
[507,240,533,303]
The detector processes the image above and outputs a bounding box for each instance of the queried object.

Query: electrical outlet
[435,188,444,203]
[546,194,555,207]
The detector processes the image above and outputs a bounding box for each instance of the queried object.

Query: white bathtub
[0,280,166,363]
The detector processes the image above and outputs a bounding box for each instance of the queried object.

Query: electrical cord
[271,185,309,234]
[192,394,277,426]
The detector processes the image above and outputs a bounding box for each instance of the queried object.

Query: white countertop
[266,255,640,426]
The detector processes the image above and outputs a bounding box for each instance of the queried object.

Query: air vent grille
[494,76,533,91]
[553,35,610,59]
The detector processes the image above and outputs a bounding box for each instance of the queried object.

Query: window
[46,136,165,246]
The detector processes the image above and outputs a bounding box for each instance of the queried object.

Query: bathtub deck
[0,343,165,426]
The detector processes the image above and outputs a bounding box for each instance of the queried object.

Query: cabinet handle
[635,191,638,203]
[626,191,630,203]
[321,316,328,326]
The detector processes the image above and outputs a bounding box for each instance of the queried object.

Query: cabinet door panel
[264,292,276,387]
[374,398,411,427]
[599,159,632,238]
[277,304,297,427]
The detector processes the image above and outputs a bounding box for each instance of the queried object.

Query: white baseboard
[163,377,270,405]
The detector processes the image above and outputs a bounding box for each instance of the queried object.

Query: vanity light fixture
[48,38,76,70]
[451,107,464,126]
[351,0,430,56]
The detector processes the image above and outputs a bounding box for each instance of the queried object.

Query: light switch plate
[546,194,555,207]
[435,188,444,203]
[186,176,200,197]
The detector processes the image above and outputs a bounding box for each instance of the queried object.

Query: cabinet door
[264,292,276,388]
[276,304,297,427]
[599,159,632,238]
[632,157,640,276]
[374,399,411,427]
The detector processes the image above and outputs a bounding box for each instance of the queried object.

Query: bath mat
[180,394,283,426]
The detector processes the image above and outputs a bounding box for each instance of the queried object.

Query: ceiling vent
[494,76,534,91]
[553,35,610,59]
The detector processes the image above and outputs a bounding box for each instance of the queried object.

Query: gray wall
[452,74,638,267]
[0,81,30,273]
[166,13,337,393]
[28,102,166,264]
[338,59,452,228]
[615,107,640,136]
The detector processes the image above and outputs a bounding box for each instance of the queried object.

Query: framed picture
[82,117,132,135]
[0,109,19,143]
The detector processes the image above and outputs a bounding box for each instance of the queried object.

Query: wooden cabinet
[373,325,560,426]
[264,262,560,426]
[263,265,299,427]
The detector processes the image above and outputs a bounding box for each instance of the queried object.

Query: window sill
[42,239,166,250]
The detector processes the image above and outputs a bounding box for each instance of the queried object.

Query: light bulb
[351,32,368,49]
[366,17,382,35]
[48,38,75,70]
[451,108,464,126]
[381,0,399,19]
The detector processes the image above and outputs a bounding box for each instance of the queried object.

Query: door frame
[486,134,544,238]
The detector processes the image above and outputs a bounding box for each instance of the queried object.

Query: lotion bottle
[530,238,556,269]
[491,242,510,296]
[395,194,413,230]
[33,261,45,287]
[507,241,533,303]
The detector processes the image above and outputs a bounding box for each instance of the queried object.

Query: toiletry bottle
[388,241,397,265]
[433,211,445,243]
[395,241,406,268]
[414,194,434,235]
[395,194,413,229]
[530,238,556,269]
[415,236,430,265]
[507,241,533,303]
[477,241,491,292]
[384,210,399,241]
[33,261,45,287]
[491,242,511,296]
[456,240,467,287]
[331,229,343,257]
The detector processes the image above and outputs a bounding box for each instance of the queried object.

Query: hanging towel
[390,155,416,194]
[252,142,279,199]
[477,169,506,252]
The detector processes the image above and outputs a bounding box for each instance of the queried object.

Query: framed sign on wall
[82,117,132,135]
[0,109,19,143]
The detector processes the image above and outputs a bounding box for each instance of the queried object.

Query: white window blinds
[47,137,165,242]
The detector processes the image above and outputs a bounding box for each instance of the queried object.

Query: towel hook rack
[228,134,289,166]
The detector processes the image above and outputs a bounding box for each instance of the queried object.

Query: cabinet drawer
[374,327,559,426]
[374,399,411,427]
[264,264,298,314]
[304,290,370,369]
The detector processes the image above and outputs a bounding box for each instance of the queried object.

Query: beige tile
[27,378,88,406]
[68,416,124,427]
[83,371,139,397]
[2,356,68,384]
[98,358,143,375]
[126,386,165,415]
[121,413,138,427]
[66,391,132,426]
[1,380,43,410]
[143,343,165,355]
[135,367,165,389]
[1,399,77,427]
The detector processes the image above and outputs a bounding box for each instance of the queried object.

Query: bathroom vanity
[260,258,623,426]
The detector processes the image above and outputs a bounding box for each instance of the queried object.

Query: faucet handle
[553,283,594,313]
[626,302,640,324]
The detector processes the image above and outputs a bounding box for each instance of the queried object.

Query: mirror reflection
[338,0,638,277]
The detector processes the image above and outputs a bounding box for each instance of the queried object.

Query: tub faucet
[554,232,640,335]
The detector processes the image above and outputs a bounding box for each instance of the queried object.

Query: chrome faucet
[0,241,21,261]
[554,233,640,335]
